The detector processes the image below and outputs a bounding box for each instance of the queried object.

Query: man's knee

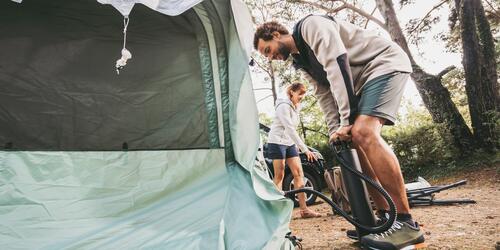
[352,124,379,147]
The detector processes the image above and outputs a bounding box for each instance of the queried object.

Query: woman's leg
[285,156,308,210]
[272,159,286,190]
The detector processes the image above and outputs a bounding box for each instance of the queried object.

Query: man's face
[257,37,291,61]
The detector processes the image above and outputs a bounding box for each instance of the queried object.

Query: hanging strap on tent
[116,16,132,75]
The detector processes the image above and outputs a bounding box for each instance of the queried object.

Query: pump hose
[284,145,397,234]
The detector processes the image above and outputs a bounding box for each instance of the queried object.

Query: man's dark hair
[253,21,289,50]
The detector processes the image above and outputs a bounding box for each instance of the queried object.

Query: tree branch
[484,0,499,15]
[330,3,348,14]
[339,0,387,29]
[252,57,272,76]
[302,99,318,110]
[485,9,500,20]
[292,0,343,13]
[408,0,449,34]
[364,6,378,29]
[437,65,456,79]
[256,94,273,103]
[303,126,329,138]
[293,0,386,29]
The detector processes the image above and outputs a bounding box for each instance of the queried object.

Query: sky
[251,1,462,117]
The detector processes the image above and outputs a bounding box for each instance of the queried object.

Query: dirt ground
[289,167,500,249]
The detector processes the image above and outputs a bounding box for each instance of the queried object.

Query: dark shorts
[358,72,409,125]
[267,143,299,160]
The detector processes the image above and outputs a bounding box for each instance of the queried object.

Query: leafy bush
[383,121,499,180]
[383,123,456,179]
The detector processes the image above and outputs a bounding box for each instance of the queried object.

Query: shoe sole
[347,234,358,241]
[363,236,426,250]
[400,242,427,250]
[365,243,426,250]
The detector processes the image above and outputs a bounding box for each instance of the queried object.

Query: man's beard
[277,42,291,60]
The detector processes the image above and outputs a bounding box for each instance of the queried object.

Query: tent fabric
[96,0,204,16]
[0,1,212,150]
[193,4,224,148]
[1,150,229,249]
[0,151,293,250]
[0,0,295,249]
[12,0,204,17]
[230,0,254,59]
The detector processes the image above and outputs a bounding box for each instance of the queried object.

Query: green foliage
[383,110,499,180]
[296,83,334,164]
[383,121,458,179]
[444,0,499,55]
[441,68,471,126]
[496,32,500,73]
[258,113,273,126]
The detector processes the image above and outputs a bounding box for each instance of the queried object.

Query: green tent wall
[0,0,294,249]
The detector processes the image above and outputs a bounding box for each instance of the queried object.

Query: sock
[397,213,415,226]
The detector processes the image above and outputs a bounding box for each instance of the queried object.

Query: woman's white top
[267,97,309,152]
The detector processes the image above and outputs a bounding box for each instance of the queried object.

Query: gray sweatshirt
[297,16,412,136]
[267,98,309,152]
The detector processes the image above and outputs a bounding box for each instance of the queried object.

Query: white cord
[116,16,132,75]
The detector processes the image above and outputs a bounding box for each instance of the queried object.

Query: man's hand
[305,150,317,162]
[330,125,353,142]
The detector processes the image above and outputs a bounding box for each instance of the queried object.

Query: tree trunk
[375,0,474,151]
[457,0,498,148]
[300,118,307,141]
[268,60,278,105]
[474,0,500,108]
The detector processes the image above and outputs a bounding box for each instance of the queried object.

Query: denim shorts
[267,143,299,159]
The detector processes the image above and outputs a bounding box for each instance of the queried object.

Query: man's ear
[272,31,281,39]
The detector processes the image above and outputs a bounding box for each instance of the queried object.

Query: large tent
[0,0,294,249]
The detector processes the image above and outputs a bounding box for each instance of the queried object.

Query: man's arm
[300,69,340,137]
[301,16,358,128]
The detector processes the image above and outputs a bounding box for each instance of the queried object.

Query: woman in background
[267,82,321,218]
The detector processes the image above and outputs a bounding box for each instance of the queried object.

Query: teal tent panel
[222,162,293,249]
[0,149,294,249]
[0,150,228,249]
[251,159,295,249]
[226,6,260,170]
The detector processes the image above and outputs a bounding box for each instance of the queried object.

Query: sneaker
[346,216,388,240]
[346,229,359,240]
[360,221,425,250]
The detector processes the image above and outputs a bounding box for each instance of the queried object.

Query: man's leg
[344,145,391,241]
[354,146,389,211]
[352,115,425,249]
[351,114,410,214]
[350,73,424,248]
